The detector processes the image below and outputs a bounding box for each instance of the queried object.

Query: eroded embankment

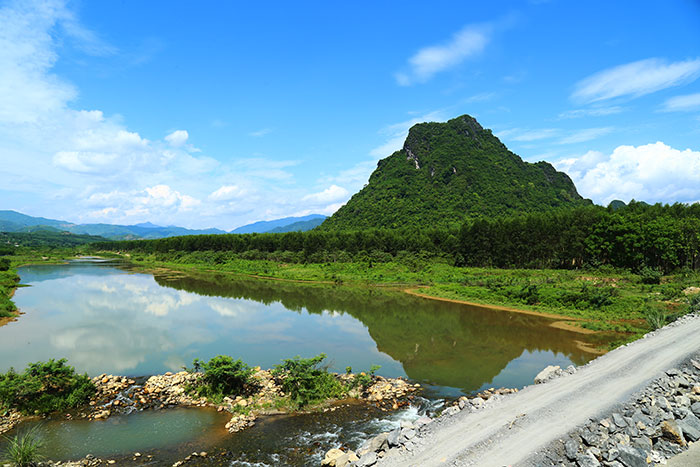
[346,313,700,467]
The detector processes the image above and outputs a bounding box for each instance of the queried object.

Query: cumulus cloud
[555,142,700,205]
[661,93,700,112]
[395,25,491,85]
[209,185,248,201]
[164,129,189,146]
[572,58,700,103]
[302,185,349,204]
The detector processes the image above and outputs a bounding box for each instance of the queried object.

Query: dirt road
[378,314,700,467]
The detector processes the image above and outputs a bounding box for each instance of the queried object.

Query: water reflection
[2,261,602,395]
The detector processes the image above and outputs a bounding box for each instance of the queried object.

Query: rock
[322,448,345,466]
[661,419,687,446]
[616,446,647,467]
[355,452,377,467]
[692,401,700,416]
[334,450,359,467]
[611,413,627,428]
[565,438,579,460]
[470,397,485,408]
[678,412,700,441]
[400,428,416,442]
[414,415,432,428]
[535,365,561,384]
[387,427,401,447]
[442,406,460,416]
[575,451,600,467]
[365,432,388,453]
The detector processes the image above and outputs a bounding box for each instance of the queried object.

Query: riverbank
[95,252,700,348]
[356,312,700,467]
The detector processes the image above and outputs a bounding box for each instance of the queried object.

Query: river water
[0,259,604,464]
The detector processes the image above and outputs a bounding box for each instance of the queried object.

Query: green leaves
[0,359,95,415]
[272,354,346,409]
[188,355,254,402]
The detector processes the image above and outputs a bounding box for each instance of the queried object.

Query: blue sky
[1,0,700,230]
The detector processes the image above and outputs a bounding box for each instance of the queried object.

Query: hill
[231,214,326,234]
[319,115,590,230]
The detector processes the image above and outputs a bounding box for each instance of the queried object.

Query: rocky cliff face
[320,114,589,231]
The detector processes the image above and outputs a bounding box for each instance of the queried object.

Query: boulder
[661,419,686,446]
[534,365,561,384]
[355,452,377,467]
[322,448,344,466]
[678,412,700,441]
[616,445,647,467]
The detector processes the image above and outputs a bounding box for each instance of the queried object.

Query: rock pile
[534,357,700,466]
[0,408,22,435]
[321,387,518,467]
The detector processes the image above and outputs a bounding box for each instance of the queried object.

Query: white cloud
[302,185,349,204]
[164,129,189,146]
[250,128,272,137]
[209,185,248,201]
[558,127,613,145]
[496,128,559,142]
[370,111,447,157]
[395,25,491,85]
[572,58,700,103]
[558,106,625,119]
[555,142,700,205]
[661,93,700,112]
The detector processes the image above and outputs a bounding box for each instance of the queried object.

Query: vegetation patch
[272,353,347,409]
[1,426,44,467]
[0,359,96,415]
[186,355,255,402]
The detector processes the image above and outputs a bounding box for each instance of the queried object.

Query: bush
[643,304,666,331]
[272,353,346,408]
[689,294,700,312]
[639,267,662,285]
[0,258,10,272]
[353,364,381,391]
[188,355,254,402]
[0,360,95,415]
[2,426,44,467]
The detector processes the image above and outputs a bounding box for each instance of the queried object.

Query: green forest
[95,202,700,274]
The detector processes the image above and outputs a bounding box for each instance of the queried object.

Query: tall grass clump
[2,426,44,466]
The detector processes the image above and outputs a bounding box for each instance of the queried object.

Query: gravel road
[377,314,700,467]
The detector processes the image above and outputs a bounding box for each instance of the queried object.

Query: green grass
[114,252,699,346]
[1,426,44,466]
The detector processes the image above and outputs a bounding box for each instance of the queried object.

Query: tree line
[93,202,700,273]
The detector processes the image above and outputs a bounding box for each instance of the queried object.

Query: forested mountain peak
[320,114,590,230]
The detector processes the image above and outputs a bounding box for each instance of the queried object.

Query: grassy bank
[100,251,700,345]
[0,249,78,321]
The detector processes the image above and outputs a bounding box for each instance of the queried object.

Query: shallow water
[0,260,606,463]
[3,260,599,395]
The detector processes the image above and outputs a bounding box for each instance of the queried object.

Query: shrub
[0,258,10,272]
[0,360,95,415]
[272,353,346,408]
[188,355,254,402]
[639,266,662,285]
[2,426,44,467]
[689,293,700,312]
[353,364,381,391]
[643,304,666,331]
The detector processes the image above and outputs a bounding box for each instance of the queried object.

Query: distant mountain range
[0,210,326,240]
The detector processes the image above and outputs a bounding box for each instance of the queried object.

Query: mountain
[319,115,590,231]
[267,217,326,233]
[0,210,326,240]
[0,210,225,240]
[231,214,327,234]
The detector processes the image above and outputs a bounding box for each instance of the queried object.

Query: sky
[1,0,700,230]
